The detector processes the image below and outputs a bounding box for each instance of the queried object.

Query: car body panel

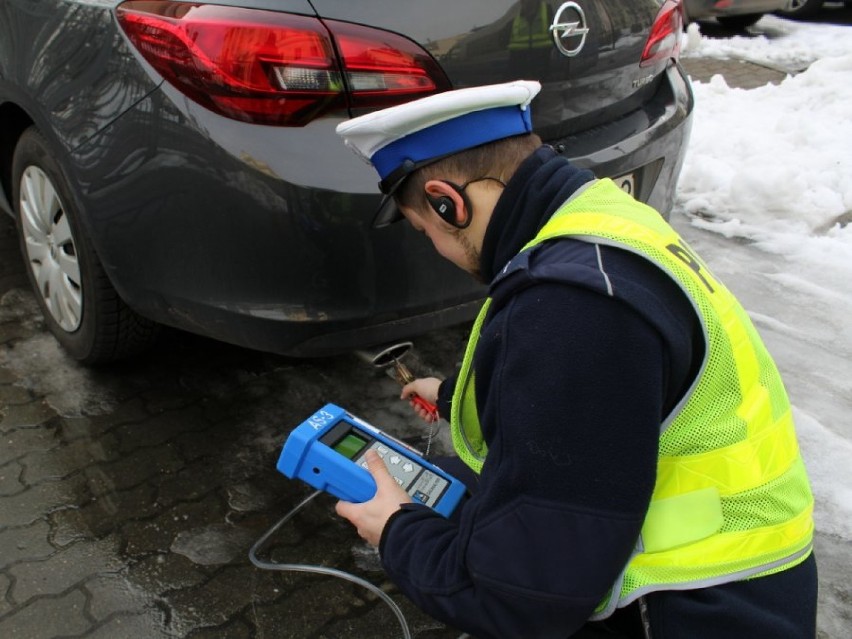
[69,88,488,354]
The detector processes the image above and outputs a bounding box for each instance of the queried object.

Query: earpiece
[426,181,473,229]
[426,193,456,222]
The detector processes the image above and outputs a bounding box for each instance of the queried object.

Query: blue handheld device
[277,404,466,517]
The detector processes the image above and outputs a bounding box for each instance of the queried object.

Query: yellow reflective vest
[450,178,814,616]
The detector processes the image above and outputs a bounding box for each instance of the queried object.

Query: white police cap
[336,80,541,226]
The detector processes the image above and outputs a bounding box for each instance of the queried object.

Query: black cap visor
[372,153,457,228]
[373,176,407,228]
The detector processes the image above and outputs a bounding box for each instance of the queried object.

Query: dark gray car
[0,0,694,363]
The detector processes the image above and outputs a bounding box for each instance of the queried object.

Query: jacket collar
[479,146,595,282]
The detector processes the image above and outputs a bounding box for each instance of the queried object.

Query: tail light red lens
[330,20,448,109]
[115,1,449,125]
[640,0,684,67]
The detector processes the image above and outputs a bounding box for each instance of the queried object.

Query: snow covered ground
[677,15,852,637]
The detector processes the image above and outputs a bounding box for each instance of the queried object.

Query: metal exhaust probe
[356,341,440,422]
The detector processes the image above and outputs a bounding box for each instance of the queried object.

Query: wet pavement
[0,206,468,637]
[0,25,845,639]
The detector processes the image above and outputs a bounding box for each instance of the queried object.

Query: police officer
[335,81,817,638]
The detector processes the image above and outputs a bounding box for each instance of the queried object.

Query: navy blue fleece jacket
[379,147,817,639]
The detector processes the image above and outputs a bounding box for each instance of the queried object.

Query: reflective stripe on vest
[450,179,814,615]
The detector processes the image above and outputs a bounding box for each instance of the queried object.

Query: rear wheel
[12,126,159,363]
[716,13,764,28]
[775,0,824,18]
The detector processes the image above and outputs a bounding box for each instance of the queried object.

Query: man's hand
[335,449,412,546]
[401,377,442,423]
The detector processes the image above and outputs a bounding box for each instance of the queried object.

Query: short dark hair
[395,133,542,214]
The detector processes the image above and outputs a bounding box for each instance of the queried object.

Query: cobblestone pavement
[0,204,470,638]
[0,26,841,639]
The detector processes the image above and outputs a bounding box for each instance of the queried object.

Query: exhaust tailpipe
[354,341,439,420]
[355,341,413,370]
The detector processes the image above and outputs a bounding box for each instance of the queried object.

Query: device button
[402,462,414,473]
[389,455,401,465]
[376,445,389,456]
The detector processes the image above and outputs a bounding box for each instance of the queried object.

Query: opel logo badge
[550,2,589,57]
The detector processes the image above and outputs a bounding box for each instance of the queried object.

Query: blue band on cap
[371,105,533,181]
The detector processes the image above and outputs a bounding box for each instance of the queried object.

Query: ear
[424,179,470,228]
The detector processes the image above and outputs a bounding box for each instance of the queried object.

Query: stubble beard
[453,228,484,284]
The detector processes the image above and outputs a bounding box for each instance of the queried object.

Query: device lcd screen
[333,431,368,460]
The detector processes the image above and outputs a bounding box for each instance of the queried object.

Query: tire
[12,126,159,364]
[775,0,824,18]
[716,13,764,28]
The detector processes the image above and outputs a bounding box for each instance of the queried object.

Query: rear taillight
[329,20,448,110]
[115,1,449,125]
[640,0,683,67]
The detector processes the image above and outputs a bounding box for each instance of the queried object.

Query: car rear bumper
[551,62,694,217]
[164,294,484,357]
[67,61,691,358]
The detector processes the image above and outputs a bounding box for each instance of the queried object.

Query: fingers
[364,449,392,483]
[411,399,437,422]
[335,450,411,546]
[400,380,418,400]
[406,398,436,423]
[400,378,442,423]
[399,377,440,402]
[335,499,353,519]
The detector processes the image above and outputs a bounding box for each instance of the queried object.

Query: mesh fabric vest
[449,179,814,617]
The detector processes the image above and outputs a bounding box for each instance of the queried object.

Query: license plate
[614,172,636,197]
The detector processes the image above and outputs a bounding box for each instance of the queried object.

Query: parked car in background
[776,0,847,18]
[684,0,793,27]
[0,0,694,364]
